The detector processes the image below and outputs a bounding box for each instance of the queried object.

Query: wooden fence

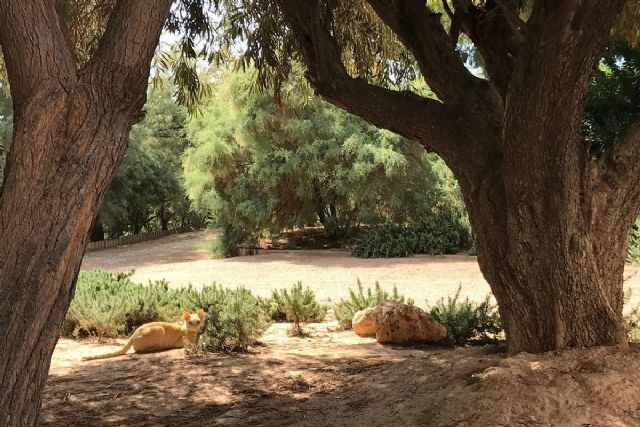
[86,227,190,251]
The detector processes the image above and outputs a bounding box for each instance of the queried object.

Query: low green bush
[65,270,181,337]
[194,288,270,352]
[173,283,231,314]
[334,280,414,329]
[270,282,327,335]
[200,226,256,258]
[352,212,471,258]
[427,286,502,345]
[64,270,250,341]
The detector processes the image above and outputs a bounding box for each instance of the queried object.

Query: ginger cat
[82,309,205,361]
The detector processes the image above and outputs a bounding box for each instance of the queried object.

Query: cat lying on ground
[82,309,205,361]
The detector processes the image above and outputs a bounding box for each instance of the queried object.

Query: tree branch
[0,0,76,115]
[274,0,497,169]
[365,0,487,106]
[82,0,173,116]
[494,0,531,40]
[450,0,524,98]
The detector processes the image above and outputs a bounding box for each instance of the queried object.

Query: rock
[372,300,447,344]
[352,307,376,337]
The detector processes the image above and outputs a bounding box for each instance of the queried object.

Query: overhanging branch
[274,0,497,168]
[365,0,487,106]
[451,0,524,98]
[597,121,640,192]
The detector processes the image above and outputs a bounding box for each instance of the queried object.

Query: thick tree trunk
[0,84,134,426]
[0,1,173,423]
[274,0,634,354]
[464,177,630,353]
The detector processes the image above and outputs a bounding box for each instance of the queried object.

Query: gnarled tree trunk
[275,0,638,353]
[0,1,173,424]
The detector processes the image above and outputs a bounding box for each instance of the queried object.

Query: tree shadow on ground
[221,251,480,269]
[41,339,504,427]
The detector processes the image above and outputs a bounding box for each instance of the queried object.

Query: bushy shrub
[64,270,230,338]
[270,282,326,335]
[200,226,254,258]
[173,283,230,313]
[352,212,471,258]
[334,280,414,329]
[65,270,176,337]
[66,270,271,351]
[194,288,270,352]
[428,286,502,345]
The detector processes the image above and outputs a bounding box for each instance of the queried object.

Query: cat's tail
[82,335,135,361]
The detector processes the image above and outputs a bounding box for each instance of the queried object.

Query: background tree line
[3,39,640,250]
[183,69,467,255]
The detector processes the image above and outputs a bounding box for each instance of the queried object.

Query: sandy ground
[43,323,640,426]
[39,232,640,426]
[80,230,640,307]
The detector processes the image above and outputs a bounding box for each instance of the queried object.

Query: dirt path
[81,230,640,307]
[43,323,640,426]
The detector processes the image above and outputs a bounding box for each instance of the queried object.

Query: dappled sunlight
[42,329,504,426]
[45,328,640,426]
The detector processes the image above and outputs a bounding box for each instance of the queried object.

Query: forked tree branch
[82,0,174,116]
[597,120,640,195]
[0,0,77,115]
[365,0,488,106]
[275,0,497,168]
[450,0,524,98]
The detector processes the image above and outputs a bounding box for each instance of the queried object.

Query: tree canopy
[184,70,463,251]
[584,39,640,156]
[98,84,203,237]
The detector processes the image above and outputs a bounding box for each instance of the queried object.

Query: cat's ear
[182,311,191,321]
[197,308,205,320]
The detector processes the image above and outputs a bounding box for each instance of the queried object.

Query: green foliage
[628,216,640,263]
[97,84,204,239]
[352,211,471,258]
[428,287,502,346]
[270,282,326,335]
[183,70,457,253]
[334,281,414,330]
[65,270,179,337]
[194,288,271,352]
[64,270,235,338]
[584,40,640,157]
[624,289,640,342]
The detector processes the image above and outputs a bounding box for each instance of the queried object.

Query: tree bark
[461,167,630,352]
[0,0,173,424]
[275,0,634,353]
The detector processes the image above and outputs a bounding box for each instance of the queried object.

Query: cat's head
[182,308,205,331]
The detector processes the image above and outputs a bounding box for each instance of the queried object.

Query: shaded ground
[81,230,640,307]
[51,235,640,425]
[43,323,640,426]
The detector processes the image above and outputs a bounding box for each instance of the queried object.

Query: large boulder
[352,307,376,337]
[372,300,447,344]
